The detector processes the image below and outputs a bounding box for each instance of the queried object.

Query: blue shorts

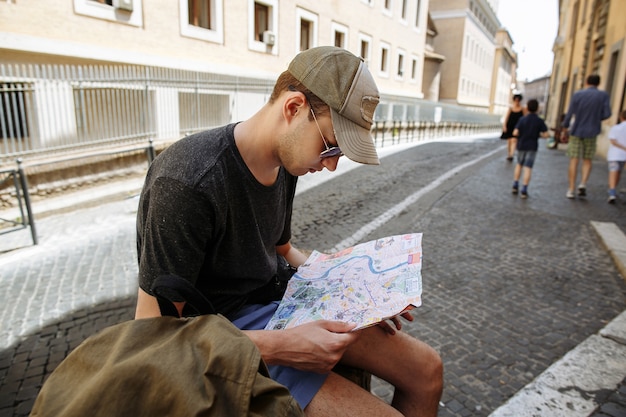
[608,161,625,172]
[231,302,328,409]
[516,150,537,168]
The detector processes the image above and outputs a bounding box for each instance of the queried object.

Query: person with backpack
[134,46,443,416]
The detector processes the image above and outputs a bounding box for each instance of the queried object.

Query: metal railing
[0,159,37,245]
[1,62,500,166]
[0,63,275,165]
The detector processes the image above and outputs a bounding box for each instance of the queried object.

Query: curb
[591,221,626,281]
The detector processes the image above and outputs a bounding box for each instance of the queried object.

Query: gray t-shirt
[137,123,297,316]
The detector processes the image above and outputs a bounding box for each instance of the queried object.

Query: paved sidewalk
[1,135,625,416]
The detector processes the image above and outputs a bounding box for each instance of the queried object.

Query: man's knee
[421,345,443,387]
[404,340,443,392]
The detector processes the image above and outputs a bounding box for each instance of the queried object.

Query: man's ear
[284,91,307,121]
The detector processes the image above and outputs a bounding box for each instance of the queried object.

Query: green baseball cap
[288,46,380,165]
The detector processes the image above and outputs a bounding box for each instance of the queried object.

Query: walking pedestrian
[607,110,626,204]
[134,46,443,416]
[511,99,549,198]
[562,74,611,199]
[501,93,525,161]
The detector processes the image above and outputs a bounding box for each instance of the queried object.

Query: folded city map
[265,233,423,331]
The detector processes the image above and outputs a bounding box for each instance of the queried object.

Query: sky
[496,0,559,82]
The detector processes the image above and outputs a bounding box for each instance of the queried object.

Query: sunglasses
[309,105,343,159]
[289,85,343,159]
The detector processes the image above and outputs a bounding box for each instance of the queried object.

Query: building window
[0,82,31,141]
[74,0,143,26]
[397,50,405,78]
[180,0,224,44]
[606,49,619,102]
[255,2,269,41]
[415,0,422,28]
[73,85,155,142]
[296,8,318,53]
[179,92,230,132]
[332,22,348,49]
[300,20,312,51]
[570,1,579,38]
[188,0,213,29]
[383,0,392,17]
[401,0,408,20]
[359,33,372,67]
[411,57,418,80]
[334,31,344,48]
[380,43,390,76]
[248,0,278,54]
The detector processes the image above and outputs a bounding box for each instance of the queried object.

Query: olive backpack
[30,274,304,417]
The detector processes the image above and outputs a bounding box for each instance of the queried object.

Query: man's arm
[276,241,308,267]
[540,121,549,138]
[245,321,359,373]
[602,93,612,120]
[562,96,577,128]
[610,138,626,152]
[135,288,172,318]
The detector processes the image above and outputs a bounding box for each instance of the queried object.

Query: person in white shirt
[606,110,626,204]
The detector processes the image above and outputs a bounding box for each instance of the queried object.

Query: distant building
[547,0,626,156]
[422,13,446,102]
[490,28,517,116]
[429,0,514,114]
[0,0,431,122]
[521,75,550,118]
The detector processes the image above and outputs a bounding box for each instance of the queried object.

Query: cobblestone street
[1,136,625,416]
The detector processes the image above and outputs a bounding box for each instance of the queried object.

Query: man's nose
[321,156,340,172]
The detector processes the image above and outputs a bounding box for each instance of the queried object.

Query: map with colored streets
[265,233,423,331]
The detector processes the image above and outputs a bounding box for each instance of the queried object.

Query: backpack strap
[151,274,216,317]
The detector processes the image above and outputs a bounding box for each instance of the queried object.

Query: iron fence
[0,159,37,244]
[1,62,500,166]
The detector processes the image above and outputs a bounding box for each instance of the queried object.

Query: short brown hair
[586,74,600,86]
[270,70,330,118]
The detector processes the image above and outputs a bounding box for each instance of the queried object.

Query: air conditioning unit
[113,0,133,12]
[262,31,276,46]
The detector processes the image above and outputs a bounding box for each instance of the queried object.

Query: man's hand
[376,311,414,335]
[247,320,359,374]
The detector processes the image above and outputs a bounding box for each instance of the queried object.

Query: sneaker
[608,195,616,204]
[520,190,528,199]
[566,190,575,199]
[512,185,519,194]
[577,185,586,197]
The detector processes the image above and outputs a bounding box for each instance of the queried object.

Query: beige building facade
[422,13,446,102]
[489,28,517,115]
[429,0,508,113]
[1,0,431,113]
[547,0,626,157]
